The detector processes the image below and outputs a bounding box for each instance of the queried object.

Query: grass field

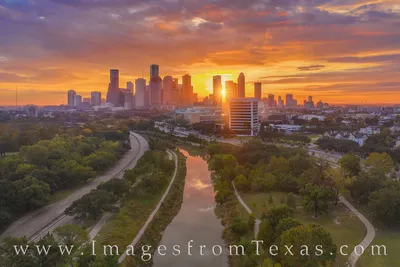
[239,192,365,267]
[357,230,400,267]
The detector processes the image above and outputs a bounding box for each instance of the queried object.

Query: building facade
[229,98,259,136]
[237,73,245,98]
[254,82,262,100]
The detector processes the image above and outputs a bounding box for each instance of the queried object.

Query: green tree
[278,224,336,267]
[229,217,248,237]
[301,183,335,218]
[265,205,295,229]
[97,179,129,197]
[64,190,118,220]
[339,154,361,177]
[368,184,400,228]
[1,237,39,267]
[364,152,394,175]
[234,174,250,192]
[275,218,302,238]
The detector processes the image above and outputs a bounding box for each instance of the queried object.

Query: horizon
[1,0,400,105]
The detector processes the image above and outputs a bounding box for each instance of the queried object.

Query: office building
[225,80,234,100]
[127,81,134,93]
[213,75,222,105]
[150,76,162,108]
[268,94,275,108]
[229,98,259,136]
[67,90,76,106]
[238,72,245,98]
[106,69,120,106]
[91,91,101,106]
[181,74,192,107]
[83,97,91,104]
[74,95,82,107]
[150,64,159,78]
[171,78,180,108]
[285,94,298,108]
[278,96,284,108]
[135,78,146,109]
[304,95,315,109]
[163,76,173,106]
[254,82,262,100]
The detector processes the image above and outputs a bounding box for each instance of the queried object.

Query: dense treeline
[0,127,130,232]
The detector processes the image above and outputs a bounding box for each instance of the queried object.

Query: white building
[229,98,259,136]
[74,95,82,107]
[91,91,101,106]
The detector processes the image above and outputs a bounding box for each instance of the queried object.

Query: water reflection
[152,149,228,267]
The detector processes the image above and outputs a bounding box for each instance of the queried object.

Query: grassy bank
[121,150,187,266]
[94,149,176,253]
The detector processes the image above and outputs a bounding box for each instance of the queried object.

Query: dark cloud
[298,64,326,71]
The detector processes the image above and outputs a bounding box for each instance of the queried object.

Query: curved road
[1,132,149,242]
[118,149,178,264]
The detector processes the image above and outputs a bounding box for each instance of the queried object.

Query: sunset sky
[1,0,400,105]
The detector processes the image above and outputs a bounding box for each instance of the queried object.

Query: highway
[0,132,149,242]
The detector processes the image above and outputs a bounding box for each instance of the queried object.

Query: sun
[221,88,226,100]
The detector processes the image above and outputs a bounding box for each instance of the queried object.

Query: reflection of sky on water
[152,149,228,267]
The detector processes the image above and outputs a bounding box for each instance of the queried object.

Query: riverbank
[120,150,186,266]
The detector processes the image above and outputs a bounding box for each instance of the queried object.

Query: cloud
[298,64,326,71]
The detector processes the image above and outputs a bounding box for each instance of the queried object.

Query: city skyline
[1,0,400,105]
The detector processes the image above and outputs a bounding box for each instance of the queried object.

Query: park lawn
[239,192,365,267]
[357,229,400,267]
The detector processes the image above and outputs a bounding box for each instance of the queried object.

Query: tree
[349,171,387,204]
[229,217,248,237]
[258,219,275,247]
[364,152,394,175]
[278,224,336,267]
[234,174,250,192]
[1,237,39,267]
[301,183,336,218]
[265,205,295,229]
[339,154,361,177]
[368,184,400,228]
[64,190,118,220]
[58,160,96,186]
[275,218,302,238]
[97,179,129,197]
[12,176,51,212]
[54,224,89,246]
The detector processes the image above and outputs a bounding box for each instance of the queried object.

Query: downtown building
[229,98,259,136]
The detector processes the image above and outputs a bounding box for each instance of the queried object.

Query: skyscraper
[285,94,298,108]
[135,78,146,109]
[238,73,245,98]
[278,96,284,108]
[171,78,180,108]
[213,75,222,104]
[91,91,101,106]
[268,94,275,108]
[74,95,82,107]
[106,69,120,106]
[163,76,173,106]
[225,80,234,100]
[181,74,192,107]
[150,64,159,78]
[127,81,134,93]
[150,76,162,108]
[254,82,262,100]
[67,90,76,106]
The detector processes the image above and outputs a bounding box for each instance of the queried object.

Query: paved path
[1,132,148,242]
[340,196,376,267]
[118,149,178,264]
[232,181,261,239]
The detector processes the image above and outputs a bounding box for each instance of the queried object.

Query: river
[152,149,228,267]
